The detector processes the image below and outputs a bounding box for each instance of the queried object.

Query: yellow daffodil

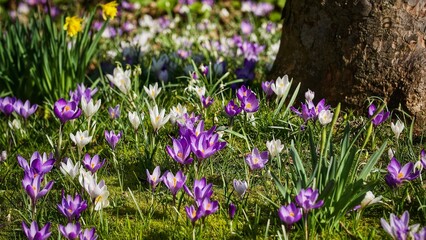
[63,16,83,37]
[101,1,119,20]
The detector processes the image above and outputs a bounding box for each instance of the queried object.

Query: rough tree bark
[269,0,426,131]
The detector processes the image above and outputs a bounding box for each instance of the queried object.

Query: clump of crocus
[245,147,269,170]
[148,105,170,133]
[385,157,419,188]
[163,170,186,204]
[22,173,54,211]
[64,16,83,37]
[290,89,331,123]
[368,103,390,126]
[266,139,284,158]
[54,99,82,124]
[233,179,248,198]
[22,221,52,240]
[106,66,132,95]
[79,228,98,240]
[17,151,55,177]
[83,154,106,174]
[104,130,122,150]
[59,222,81,240]
[391,119,404,139]
[108,105,120,119]
[146,166,163,192]
[278,203,303,228]
[13,99,38,120]
[184,177,213,205]
[57,192,87,222]
[295,187,324,213]
[184,178,219,225]
[381,211,421,240]
[0,96,16,116]
[166,137,193,165]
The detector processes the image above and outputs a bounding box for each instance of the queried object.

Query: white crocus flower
[318,110,334,125]
[0,150,6,162]
[148,105,170,132]
[60,158,80,179]
[169,103,187,124]
[414,161,423,172]
[194,86,206,99]
[388,148,395,160]
[390,120,404,139]
[128,111,142,131]
[81,98,101,118]
[266,139,284,158]
[271,75,290,100]
[79,170,110,210]
[70,130,92,152]
[305,89,315,102]
[106,66,132,94]
[233,179,248,198]
[143,82,162,100]
[360,191,382,209]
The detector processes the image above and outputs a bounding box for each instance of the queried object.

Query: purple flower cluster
[225,85,259,117]
[278,188,324,227]
[17,152,55,208]
[291,98,330,123]
[0,96,38,119]
[381,211,424,240]
[241,1,274,16]
[57,191,97,239]
[368,104,390,126]
[69,84,98,105]
[385,157,419,188]
[184,177,219,224]
[166,116,226,163]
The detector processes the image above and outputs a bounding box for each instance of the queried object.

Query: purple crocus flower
[104,130,122,150]
[0,96,16,116]
[241,93,259,113]
[185,205,201,223]
[385,157,419,188]
[199,197,219,217]
[261,80,274,97]
[22,221,51,240]
[201,96,214,108]
[381,211,420,240]
[241,20,253,35]
[225,100,242,117]
[229,203,236,220]
[69,84,98,104]
[421,149,426,169]
[22,174,54,207]
[245,148,268,170]
[253,2,274,16]
[54,99,81,124]
[166,138,193,165]
[414,227,426,240]
[108,105,120,119]
[235,59,256,83]
[295,188,324,212]
[13,100,38,119]
[146,166,163,192]
[368,104,390,126]
[57,192,88,222]
[278,203,303,226]
[163,170,187,196]
[59,222,81,240]
[17,152,55,177]
[83,154,106,174]
[237,86,254,102]
[291,99,330,122]
[190,132,226,159]
[79,228,98,240]
[183,177,213,205]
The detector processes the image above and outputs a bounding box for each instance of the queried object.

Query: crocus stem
[56,123,64,165]
[112,151,123,191]
[31,202,36,221]
[304,213,309,240]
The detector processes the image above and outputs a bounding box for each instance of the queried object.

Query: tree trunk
[269,0,426,131]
